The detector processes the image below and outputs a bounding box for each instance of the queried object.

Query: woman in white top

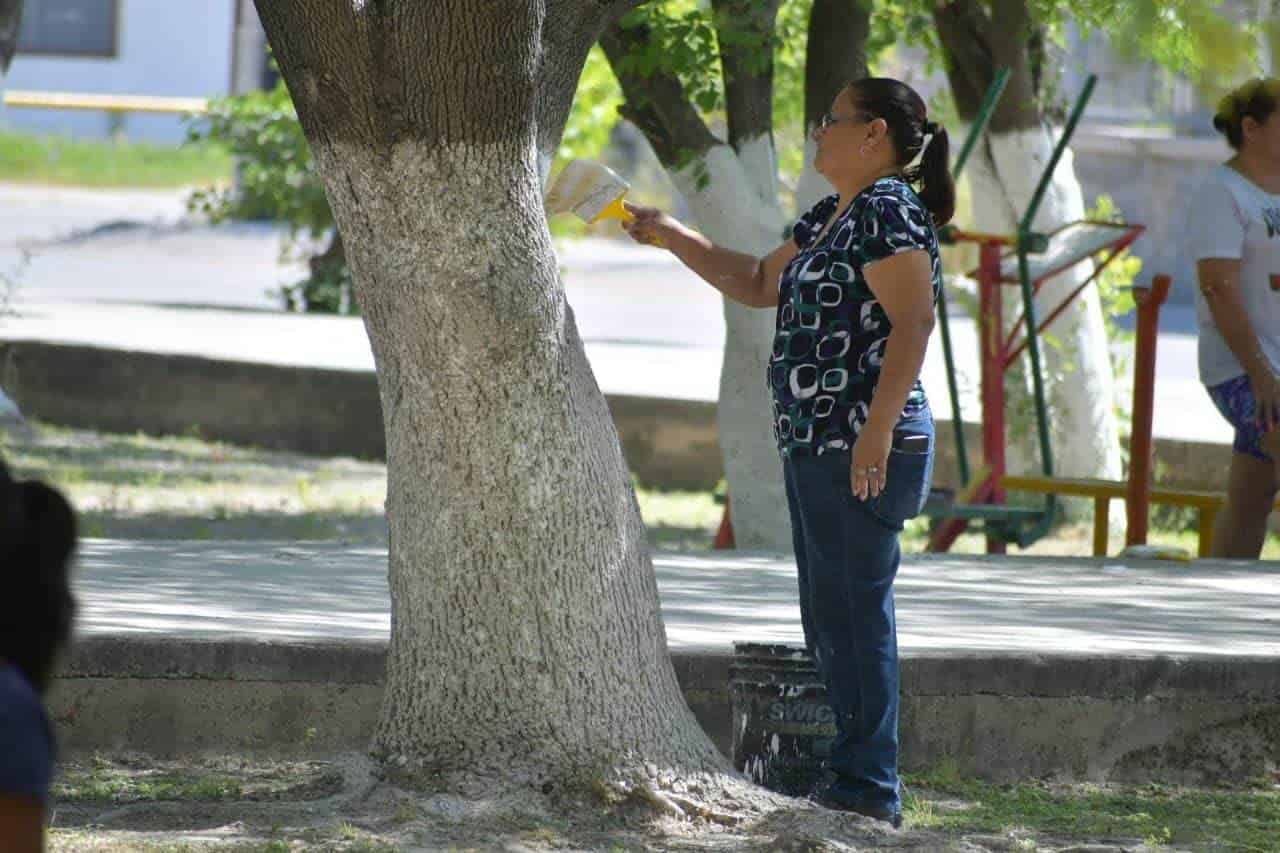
[1189,78,1280,558]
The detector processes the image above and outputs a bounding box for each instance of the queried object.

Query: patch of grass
[634,486,721,550]
[0,129,233,188]
[902,764,1280,851]
[54,767,243,803]
[324,822,398,851]
[2,423,388,542]
[54,756,342,807]
[48,835,297,853]
[10,421,1276,557]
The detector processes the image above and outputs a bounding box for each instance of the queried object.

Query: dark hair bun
[1212,78,1280,150]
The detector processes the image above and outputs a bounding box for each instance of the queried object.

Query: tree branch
[710,0,780,151]
[932,0,1041,132]
[803,0,871,131]
[535,0,643,174]
[599,16,720,169]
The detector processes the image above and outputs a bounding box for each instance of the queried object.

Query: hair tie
[916,120,940,156]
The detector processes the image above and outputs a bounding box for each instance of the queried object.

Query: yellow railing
[1002,474,1280,558]
[2,90,208,114]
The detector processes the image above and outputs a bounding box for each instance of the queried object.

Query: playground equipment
[1001,273,1280,557]
[925,73,1146,553]
[700,72,1249,557]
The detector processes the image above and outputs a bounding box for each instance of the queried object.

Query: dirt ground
[45,754,1186,853]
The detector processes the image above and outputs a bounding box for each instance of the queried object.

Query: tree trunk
[675,146,793,550]
[254,0,725,789]
[934,0,1122,487]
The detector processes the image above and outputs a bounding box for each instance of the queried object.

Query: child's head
[0,458,77,695]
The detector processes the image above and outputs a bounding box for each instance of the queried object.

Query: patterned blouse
[769,176,941,457]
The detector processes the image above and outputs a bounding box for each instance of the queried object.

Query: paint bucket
[729,642,835,796]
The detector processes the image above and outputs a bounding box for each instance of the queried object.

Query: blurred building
[0,0,268,143]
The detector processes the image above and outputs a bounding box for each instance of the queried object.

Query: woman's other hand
[1252,368,1280,432]
[851,426,892,501]
[622,201,679,248]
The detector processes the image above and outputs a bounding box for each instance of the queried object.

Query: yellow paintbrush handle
[595,195,663,247]
[594,196,634,223]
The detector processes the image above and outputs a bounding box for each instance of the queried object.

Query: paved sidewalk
[76,540,1280,657]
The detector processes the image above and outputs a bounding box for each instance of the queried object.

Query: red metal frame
[1002,222,1145,366]
[927,221,1145,554]
[1125,274,1171,547]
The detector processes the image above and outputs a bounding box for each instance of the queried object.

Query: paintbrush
[545,159,635,225]
[545,156,634,222]
[545,159,665,247]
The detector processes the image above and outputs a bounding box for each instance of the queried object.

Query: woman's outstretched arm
[621,202,796,309]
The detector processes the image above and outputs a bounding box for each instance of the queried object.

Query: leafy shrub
[185,80,353,314]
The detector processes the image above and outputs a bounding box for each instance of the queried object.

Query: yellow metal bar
[1003,474,1280,511]
[1198,506,1218,558]
[1093,496,1110,556]
[1003,475,1126,499]
[2,90,209,114]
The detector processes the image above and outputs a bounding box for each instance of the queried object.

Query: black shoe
[813,791,903,829]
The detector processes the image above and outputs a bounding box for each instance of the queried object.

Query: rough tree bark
[601,0,871,551]
[933,0,1123,486]
[253,0,726,790]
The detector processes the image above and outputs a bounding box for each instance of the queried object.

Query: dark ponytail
[912,121,954,226]
[849,78,957,226]
[0,458,77,696]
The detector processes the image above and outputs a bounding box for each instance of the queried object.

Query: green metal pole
[937,67,1011,490]
[1018,74,1096,240]
[1012,73,1097,543]
[953,67,1012,178]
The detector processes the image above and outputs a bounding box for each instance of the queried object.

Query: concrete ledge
[51,636,1280,784]
[0,340,1239,492]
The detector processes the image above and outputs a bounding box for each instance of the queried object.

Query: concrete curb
[52,636,1280,784]
[0,339,1237,491]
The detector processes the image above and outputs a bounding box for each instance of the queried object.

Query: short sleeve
[791,194,838,251]
[1186,173,1246,261]
[0,684,54,801]
[858,193,933,266]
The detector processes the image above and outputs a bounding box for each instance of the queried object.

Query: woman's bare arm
[0,795,45,853]
[1198,258,1280,428]
[622,202,796,309]
[861,249,937,438]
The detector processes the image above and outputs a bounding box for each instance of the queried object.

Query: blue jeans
[782,411,935,811]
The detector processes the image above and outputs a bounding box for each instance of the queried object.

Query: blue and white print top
[769,176,941,457]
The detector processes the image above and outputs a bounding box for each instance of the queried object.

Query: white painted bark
[965,127,1122,484]
[672,142,793,551]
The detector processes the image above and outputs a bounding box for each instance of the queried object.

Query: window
[17,0,117,57]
